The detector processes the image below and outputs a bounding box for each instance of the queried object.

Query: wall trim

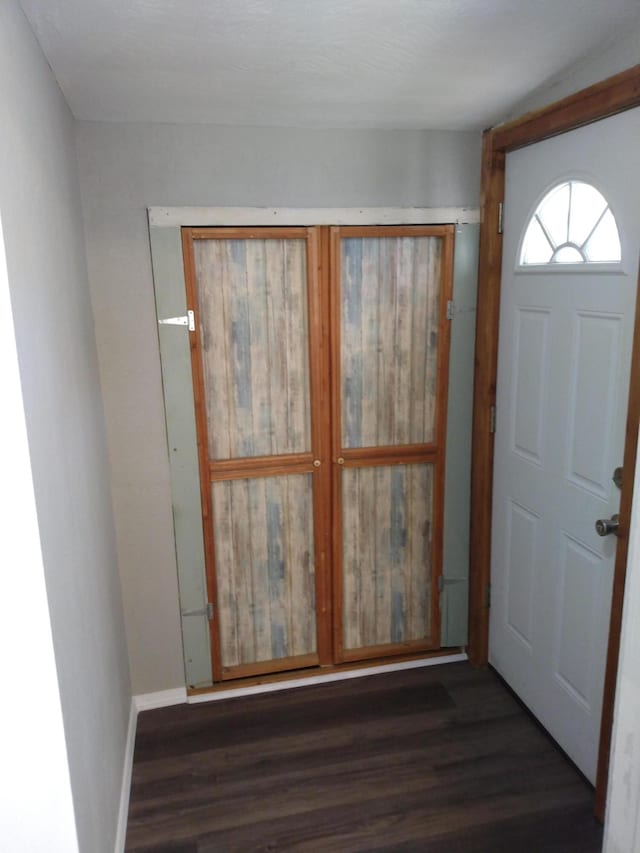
[148,206,480,228]
[114,699,137,853]
[133,687,188,713]
[187,652,467,704]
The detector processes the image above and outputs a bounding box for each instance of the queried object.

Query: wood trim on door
[468,63,640,820]
[329,224,455,664]
[313,225,334,665]
[468,135,505,667]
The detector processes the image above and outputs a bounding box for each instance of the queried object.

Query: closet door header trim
[149,207,480,228]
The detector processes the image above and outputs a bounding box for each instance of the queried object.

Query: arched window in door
[520,180,621,265]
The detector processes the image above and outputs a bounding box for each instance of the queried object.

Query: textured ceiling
[19,0,640,130]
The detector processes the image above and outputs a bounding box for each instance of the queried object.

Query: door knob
[595,514,619,537]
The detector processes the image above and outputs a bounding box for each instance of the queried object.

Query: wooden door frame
[468,63,640,820]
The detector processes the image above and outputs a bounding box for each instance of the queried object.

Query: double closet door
[182,225,454,681]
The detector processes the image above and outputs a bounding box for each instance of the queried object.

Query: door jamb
[468,63,640,820]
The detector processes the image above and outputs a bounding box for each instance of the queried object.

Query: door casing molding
[468,63,640,820]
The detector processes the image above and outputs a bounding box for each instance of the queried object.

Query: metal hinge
[497,201,504,235]
[489,404,497,434]
[446,300,455,320]
[159,309,195,332]
[181,602,214,621]
[438,576,466,593]
[487,583,491,609]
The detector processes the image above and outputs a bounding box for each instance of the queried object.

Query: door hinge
[497,201,504,235]
[181,602,214,621]
[446,300,455,321]
[159,309,195,332]
[438,576,466,594]
[489,404,497,434]
[487,583,491,609]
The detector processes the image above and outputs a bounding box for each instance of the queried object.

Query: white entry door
[490,107,640,783]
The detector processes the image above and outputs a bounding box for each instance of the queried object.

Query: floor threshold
[187,649,467,704]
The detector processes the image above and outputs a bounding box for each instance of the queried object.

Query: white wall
[605,425,640,851]
[0,218,78,852]
[506,24,640,120]
[0,3,130,850]
[75,121,481,693]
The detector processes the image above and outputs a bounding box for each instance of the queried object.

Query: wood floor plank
[126,663,603,852]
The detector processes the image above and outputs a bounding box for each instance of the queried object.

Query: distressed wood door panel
[340,235,442,448]
[194,236,311,460]
[212,473,317,674]
[331,226,454,663]
[183,227,331,681]
[341,463,435,657]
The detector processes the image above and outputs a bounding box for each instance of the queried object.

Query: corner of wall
[114,699,138,853]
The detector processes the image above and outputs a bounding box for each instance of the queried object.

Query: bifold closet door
[182,227,331,681]
[330,226,454,662]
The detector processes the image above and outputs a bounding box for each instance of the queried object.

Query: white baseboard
[114,687,188,852]
[114,699,137,853]
[188,652,468,704]
[134,686,188,713]
[129,656,467,714]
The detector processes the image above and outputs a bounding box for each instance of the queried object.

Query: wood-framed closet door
[330,225,454,663]
[182,227,331,681]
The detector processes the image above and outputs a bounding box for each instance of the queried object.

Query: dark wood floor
[126,662,603,852]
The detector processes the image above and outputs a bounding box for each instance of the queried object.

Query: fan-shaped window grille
[520,181,621,265]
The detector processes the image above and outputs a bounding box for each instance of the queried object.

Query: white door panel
[490,107,640,783]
